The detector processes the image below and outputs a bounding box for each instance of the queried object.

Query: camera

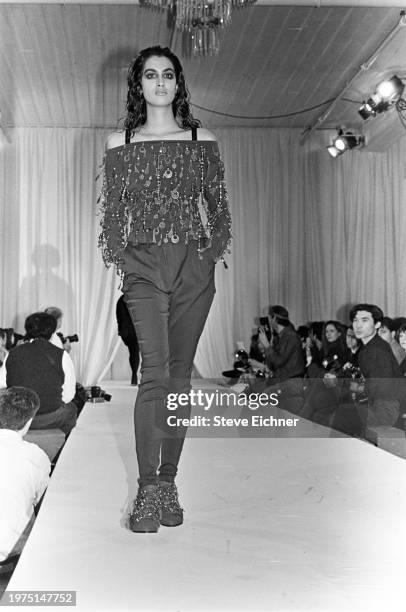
[13,332,27,346]
[57,332,79,344]
[334,363,369,403]
[322,354,341,372]
[87,386,112,403]
[233,349,250,372]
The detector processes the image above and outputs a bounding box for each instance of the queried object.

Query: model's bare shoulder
[197,128,217,142]
[105,131,125,151]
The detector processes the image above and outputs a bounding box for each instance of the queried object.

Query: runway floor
[3,381,406,611]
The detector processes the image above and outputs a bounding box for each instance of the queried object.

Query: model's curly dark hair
[124,46,201,135]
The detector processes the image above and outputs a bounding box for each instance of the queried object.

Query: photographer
[0,313,77,437]
[251,306,304,402]
[44,307,78,353]
[258,306,304,382]
[44,306,85,415]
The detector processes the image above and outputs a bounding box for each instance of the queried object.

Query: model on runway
[99,46,231,532]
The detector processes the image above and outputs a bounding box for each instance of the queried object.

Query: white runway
[4,381,406,611]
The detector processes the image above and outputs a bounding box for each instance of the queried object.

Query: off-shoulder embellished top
[98,133,232,271]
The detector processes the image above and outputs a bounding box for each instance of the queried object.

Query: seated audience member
[0,329,8,366]
[307,320,347,379]
[301,321,347,418]
[0,313,77,436]
[255,305,305,397]
[44,306,71,352]
[45,306,87,415]
[395,323,406,375]
[305,321,324,369]
[116,296,140,386]
[0,387,50,562]
[331,304,404,438]
[343,326,361,366]
[0,328,19,365]
[378,316,405,365]
[304,321,324,372]
[296,325,310,361]
[304,327,362,425]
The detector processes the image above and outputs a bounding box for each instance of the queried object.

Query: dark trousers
[30,402,77,436]
[330,399,399,438]
[121,334,140,384]
[122,241,215,487]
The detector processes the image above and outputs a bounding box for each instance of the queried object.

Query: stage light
[327,145,341,158]
[375,75,404,103]
[327,130,364,157]
[359,75,405,120]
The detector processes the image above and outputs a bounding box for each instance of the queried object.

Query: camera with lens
[87,386,112,403]
[57,332,79,344]
[334,363,368,403]
[233,349,250,372]
[322,354,341,372]
[13,332,27,346]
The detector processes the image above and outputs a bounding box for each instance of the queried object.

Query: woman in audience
[306,320,346,379]
[342,326,361,367]
[321,320,347,367]
[378,316,405,365]
[302,320,347,419]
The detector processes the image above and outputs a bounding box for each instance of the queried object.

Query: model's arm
[201,132,232,261]
[98,132,130,268]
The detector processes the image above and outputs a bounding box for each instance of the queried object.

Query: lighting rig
[359,75,406,127]
[327,129,365,158]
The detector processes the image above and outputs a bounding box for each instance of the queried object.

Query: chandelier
[139,0,257,56]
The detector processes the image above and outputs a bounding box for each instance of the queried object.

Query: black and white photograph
[1,1,406,610]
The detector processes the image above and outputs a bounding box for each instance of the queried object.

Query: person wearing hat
[257,305,305,386]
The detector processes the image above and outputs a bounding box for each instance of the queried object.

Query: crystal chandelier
[139,0,257,56]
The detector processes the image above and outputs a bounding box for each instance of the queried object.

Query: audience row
[225,303,406,439]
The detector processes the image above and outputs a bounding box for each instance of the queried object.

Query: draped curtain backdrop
[1,127,405,383]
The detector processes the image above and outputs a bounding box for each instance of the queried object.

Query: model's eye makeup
[143,69,175,80]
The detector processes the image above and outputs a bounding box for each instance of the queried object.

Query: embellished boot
[128,484,161,533]
[158,482,184,527]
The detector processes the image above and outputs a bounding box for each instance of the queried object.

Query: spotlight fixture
[327,130,365,158]
[359,75,405,120]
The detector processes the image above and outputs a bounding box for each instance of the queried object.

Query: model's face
[352,311,379,344]
[141,56,177,107]
[399,331,406,350]
[346,328,358,350]
[325,324,339,343]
